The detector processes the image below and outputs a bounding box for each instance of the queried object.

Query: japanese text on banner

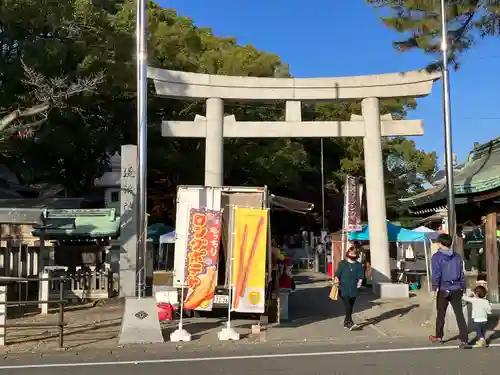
[183,208,222,311]
[345,175,361,232]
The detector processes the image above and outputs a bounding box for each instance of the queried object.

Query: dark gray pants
[435,289,468,342]
[340,293,356,325]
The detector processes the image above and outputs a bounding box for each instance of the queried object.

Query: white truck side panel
[173,186,222,288]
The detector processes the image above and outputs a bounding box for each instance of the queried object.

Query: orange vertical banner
[183,208,222,311]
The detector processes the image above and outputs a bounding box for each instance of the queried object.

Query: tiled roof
[400,184,445,206]
[0,198,83,209]
[0,199,83,224]
[401,137,500,207]
[32,209,120,239]
[453,138,500,194]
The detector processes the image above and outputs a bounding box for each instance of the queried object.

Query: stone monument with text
[119,144,139,297]
[118,144,163,344]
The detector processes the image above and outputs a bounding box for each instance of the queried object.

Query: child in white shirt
[462,285,492,347]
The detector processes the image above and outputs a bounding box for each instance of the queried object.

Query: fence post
[40,272,49,315]
[0,285,6,346]
[58,301,64,348]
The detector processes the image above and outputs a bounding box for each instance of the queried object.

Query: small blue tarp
[347,221,427,242]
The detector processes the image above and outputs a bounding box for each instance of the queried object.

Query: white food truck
[172,185,272,316]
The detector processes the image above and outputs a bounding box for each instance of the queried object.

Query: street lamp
[440,0,456,237]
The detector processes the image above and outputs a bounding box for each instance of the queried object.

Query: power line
[462,54,500,61]
[457,117,500,120]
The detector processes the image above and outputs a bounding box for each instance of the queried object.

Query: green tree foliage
[1,0,122,191]
[1,0,436,229]
[366,0,500,70]
[0,1,105,144]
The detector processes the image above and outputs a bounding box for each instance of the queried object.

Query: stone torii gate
[148,67,439,287]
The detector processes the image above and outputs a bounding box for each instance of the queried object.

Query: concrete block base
[492,303,500,316]
[251,324,261,334]
[118,297,164,344]
[217,327,240,341]
[373,282,409,299]
[170,328,192,342]
[279,291,290,321]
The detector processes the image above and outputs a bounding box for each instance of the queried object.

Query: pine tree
[366,0,500,70]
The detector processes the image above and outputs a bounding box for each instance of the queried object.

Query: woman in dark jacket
[334,247,364,329]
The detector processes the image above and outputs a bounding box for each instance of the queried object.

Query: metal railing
[0,276,69,348]
[1,299,67,348]
[50,269,113,301]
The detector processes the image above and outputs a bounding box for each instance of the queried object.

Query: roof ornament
[110,151,121,171]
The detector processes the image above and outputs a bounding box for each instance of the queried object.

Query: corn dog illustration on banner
[184,208,222,311]
[232,207,268,313]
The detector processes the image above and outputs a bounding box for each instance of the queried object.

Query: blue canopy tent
[348,221,431,291]
[147,223,174,244]
[348,221,427,242]
[147,224,175,271]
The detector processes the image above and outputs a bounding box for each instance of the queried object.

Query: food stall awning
[269,194,314,214]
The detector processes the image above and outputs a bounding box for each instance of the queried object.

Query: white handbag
[405,244,415,260]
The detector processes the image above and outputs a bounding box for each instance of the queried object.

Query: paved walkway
[2,277,499,354]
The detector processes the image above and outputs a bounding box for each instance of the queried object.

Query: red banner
[183,208,222,311]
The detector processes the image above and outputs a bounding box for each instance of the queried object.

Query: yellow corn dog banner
[232,207,268,313]
[183,208,222,311]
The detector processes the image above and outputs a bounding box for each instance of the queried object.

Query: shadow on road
[357,304,420,329]
[275,284,381,329]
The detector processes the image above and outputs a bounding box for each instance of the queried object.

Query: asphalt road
[1,343,499,375]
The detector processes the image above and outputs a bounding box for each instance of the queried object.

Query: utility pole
[317,138,326,273]
[440,0,456,237]
[320,138,326,231]
[136,0,148,298]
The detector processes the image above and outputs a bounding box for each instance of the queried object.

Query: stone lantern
[94,152,121,213]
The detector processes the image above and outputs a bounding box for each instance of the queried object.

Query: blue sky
[158,0,500,166]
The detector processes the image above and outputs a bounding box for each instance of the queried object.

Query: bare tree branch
[0,61,105,137]
[0,102,50,132]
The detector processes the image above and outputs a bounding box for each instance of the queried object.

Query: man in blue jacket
[429,234,469,347]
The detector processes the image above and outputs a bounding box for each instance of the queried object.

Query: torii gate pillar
[205,98,224,186]
[361,98,391,282]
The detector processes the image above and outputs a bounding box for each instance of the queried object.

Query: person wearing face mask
[333,247,364,329]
